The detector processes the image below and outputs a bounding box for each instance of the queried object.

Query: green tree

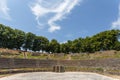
[23,32,36,51]
[0,24,6,47]
[1,23,120,53]
[32,36,49,52]
[49,39,60,53]
[13,29,25,50]
[114,41,120,51]
[0,24,15,49]
[81,37,93,53]
[60,43,69,53]
[71,38,83,53]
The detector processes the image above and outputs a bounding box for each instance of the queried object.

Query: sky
[0,0,120,42]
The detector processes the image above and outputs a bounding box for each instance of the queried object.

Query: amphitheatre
[0,0,120,79]
[0,49,120,80]
[0,26,120,80]
[0,27,120,80]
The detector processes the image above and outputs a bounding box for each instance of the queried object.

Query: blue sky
[0,0,120,42]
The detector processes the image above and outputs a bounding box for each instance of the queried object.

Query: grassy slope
[0,48,120,60]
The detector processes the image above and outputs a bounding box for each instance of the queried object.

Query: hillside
[0,48,120,60]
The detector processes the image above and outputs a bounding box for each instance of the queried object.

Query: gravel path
[0,72,119,80]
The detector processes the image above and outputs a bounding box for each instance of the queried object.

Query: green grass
[0,68,53,75]
[65,66,104,73]
[1,48,120,60]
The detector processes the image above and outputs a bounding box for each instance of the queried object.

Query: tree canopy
[0,24,120,53]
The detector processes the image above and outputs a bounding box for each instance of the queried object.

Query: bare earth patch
[0,72,119,80]
[104,74,120,80]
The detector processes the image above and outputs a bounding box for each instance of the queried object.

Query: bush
[96,67,104,72]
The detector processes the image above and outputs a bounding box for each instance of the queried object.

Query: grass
[70,50,120,60]
[0,48,120,60]
[65,66,104,73]
[0,68,53,75]
[0,74,13,78]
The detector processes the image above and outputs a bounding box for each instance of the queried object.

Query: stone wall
[0,58,120,69]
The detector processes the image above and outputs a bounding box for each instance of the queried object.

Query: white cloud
[111,4,120,29]
[0,0,11,20]
[30,0,82,33]
[60,40,67,44]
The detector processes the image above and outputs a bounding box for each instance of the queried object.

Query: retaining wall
[0,58,120,69]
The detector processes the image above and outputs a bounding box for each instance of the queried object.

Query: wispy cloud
[30,0,82,33]
[111,4,120,29]
[0,0,11,20]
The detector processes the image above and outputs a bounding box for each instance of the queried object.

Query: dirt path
[105,74,120,80]
[0,74,13,78]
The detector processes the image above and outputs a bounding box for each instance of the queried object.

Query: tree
[32,36,49,52]
[91,30,120,51]
[1,23,120,53]
[114,41,120,51]
[13,29,25,50]
[81,37,93,53]
[71,38,83,53]
[0,24,6,47]
[49,39,60,53]
[60,42,71,54]
[23,32,36,51]
[0,24,15,49]
[40,36,49,52]
[4,26,15,49]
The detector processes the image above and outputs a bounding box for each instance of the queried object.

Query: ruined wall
[0,58,120,69]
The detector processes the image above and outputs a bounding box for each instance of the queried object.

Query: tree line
[0,24,120,53]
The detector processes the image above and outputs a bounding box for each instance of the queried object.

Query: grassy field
[0,48,120,60]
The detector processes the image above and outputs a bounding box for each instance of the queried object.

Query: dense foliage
[0,24,120,53]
